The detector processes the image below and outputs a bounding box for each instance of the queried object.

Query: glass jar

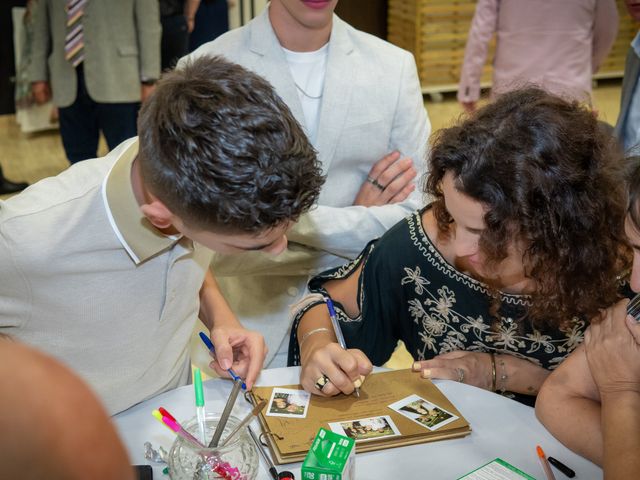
[168,414,259,480]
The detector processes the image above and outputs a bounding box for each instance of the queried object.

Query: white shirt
[282,43,329,145]
[624,31,640,154]
[0,139,213,414]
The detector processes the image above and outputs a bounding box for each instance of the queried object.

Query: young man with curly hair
[0,55,324,414]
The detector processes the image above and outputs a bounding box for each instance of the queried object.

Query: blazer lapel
[248,9,305,128]
[315,16,354,173]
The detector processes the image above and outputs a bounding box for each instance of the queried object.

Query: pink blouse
[458,0,619,104]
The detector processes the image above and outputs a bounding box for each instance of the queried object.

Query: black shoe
[0,178,29,195]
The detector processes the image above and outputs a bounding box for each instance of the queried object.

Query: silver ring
[456,368,465,383]
[315,374,330,391]
[366,176,385,191]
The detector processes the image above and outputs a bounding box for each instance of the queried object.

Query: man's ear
[140,198,174,230]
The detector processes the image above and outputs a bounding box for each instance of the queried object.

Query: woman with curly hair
[288,87,632,405]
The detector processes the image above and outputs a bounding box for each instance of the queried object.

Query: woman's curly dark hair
[425,87,630,327]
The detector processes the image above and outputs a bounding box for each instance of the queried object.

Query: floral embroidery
[399,212,585,370]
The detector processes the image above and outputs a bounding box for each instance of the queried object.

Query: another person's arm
[286,52,429,259]
[198,269,267,390]
[28,0,51,104]
[591,0,619,73]
[535,344,604,464]
[457,0,498,113]
[134,0,162,101]
[584,299,640,477]
[184,0,201,33]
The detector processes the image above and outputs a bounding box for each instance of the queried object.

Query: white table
[114,367,601,479]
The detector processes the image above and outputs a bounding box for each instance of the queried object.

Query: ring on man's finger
[456,367,465,383]
[366,176,385,191]
[315,374,331,391]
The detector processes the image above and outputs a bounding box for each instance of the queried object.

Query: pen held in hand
[198,332,247,390]
[325,297,360,398]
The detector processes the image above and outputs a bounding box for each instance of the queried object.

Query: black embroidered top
[288,210,630,403]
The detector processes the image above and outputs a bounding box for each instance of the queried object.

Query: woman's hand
[300,339,373,397]
[413,351,493,390]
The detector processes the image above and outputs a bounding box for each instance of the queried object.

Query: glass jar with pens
[168,413,259,480]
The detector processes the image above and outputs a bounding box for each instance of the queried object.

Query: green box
[301,428,356,480]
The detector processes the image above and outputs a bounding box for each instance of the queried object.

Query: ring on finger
[315,374,331,391]
[366,176,385,191]
[456,367,465,383]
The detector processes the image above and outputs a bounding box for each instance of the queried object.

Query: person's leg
[57,66,99,164]
[97,101,139,151]
[160,14,189,71]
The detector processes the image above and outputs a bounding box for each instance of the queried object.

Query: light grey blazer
[614,46,640,140]
[28,0,161,107]
[184,8,430,366]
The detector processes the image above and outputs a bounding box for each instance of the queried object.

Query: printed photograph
[329,415,401,443]
[266,388,311,418]
[388,394,459,431]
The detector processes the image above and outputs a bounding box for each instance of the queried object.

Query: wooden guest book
[247,369,471,464]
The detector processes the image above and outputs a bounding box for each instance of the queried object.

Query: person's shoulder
[186,24,252,62]
[0,156,113,229]
[366,211,420,268]
[376,211,419,247]
[339,17,414,66]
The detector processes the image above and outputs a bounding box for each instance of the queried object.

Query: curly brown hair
[425,87,629,327]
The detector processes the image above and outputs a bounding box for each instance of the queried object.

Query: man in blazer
[184,0,430,368]
[28,0,161,164]
[614,1,640,153]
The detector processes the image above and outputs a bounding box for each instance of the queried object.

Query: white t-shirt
[282,43,329,145]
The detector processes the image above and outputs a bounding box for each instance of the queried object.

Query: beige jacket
[28,0,161,107]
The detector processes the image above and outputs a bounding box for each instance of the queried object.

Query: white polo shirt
[0,138,213,414]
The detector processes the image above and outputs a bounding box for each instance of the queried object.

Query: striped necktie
[65,0,87,67]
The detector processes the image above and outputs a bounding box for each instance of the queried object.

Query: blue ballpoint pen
[198,332,247,390]
[325,297,361,398]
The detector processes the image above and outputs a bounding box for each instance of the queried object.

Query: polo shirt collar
[102,138,180,265]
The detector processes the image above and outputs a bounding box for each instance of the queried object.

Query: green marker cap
[194,368,204,406]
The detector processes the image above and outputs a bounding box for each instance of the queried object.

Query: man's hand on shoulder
[353,151,417,207]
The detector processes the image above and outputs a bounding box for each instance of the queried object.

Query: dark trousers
[161,14,189,71]
[58,65,139,164]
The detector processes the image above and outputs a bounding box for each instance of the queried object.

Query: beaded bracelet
[497,355,508,394]
[489,353,497,392]
[299,327,332,347]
